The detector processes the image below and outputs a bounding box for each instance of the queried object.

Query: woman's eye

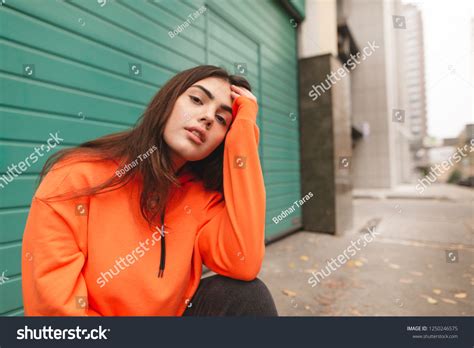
[190,95,202,105]
[216,115,226,126]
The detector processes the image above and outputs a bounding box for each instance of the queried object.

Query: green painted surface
[288,0,306,20]
[0,0,301,315]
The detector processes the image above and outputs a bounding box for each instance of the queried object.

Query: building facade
[341,0,415,188]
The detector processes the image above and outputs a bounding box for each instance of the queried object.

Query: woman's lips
[186,129,204,145]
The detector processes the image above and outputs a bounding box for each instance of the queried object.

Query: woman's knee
[206,275,278,316]
[207,275,267,295]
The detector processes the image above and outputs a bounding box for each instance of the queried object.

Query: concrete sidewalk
[353,183,474,202]
[259,184,474,316]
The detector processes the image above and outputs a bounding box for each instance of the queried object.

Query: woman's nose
[200,116,213,129]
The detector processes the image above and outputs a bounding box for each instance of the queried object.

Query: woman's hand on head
[230,85,257,103]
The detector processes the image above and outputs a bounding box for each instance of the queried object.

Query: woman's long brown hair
[39,65,252,226]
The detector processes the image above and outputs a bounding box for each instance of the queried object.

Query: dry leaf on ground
[454,292,467,299]
[282,289,297,297]
[420,294,438,304]
[399,278,413,284]
[441,298,457,304]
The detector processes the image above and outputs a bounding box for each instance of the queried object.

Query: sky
[404,0,474,139]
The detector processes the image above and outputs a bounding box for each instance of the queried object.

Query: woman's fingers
[231,84,257,102]
[230,91,240,100]
[230,84,249,96]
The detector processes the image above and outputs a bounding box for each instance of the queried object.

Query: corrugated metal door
[0,0,301,316]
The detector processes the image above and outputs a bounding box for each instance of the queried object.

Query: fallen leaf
[282,289,297,297]
[288,262,295,269]
[399,278,413,284]
[299,255,309,261]
[410,271,423,277]
[316,295,333,306]
[454,292,467,299]
[441,298,457,304]
[354,260,364,267]
[420,294,438,304]
[304,305,311,310]
[389,263,400,269]
[346,260,356,268]
[432,289,442,295]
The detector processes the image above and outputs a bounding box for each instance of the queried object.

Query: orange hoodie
[21,96,265,316]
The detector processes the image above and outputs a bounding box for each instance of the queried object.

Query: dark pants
[183,275,278,316]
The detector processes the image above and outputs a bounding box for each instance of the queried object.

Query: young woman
[21,65,278,316]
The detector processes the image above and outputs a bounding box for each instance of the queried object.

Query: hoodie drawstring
[157,210,166,278]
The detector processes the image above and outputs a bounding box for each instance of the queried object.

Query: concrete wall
[299,54,353,235]
[344,0,413,188]
[298,0,338,58]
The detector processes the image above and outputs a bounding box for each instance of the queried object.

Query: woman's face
[163,77,233,167]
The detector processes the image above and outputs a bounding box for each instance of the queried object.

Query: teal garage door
[0,0,303,316]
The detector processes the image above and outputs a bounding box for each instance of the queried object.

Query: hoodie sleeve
[21,165,101,316]
[196,96,266,281]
